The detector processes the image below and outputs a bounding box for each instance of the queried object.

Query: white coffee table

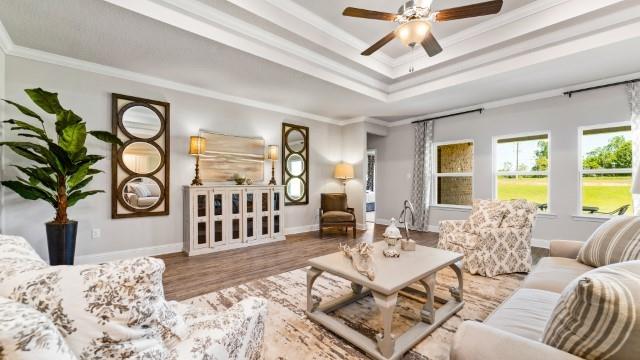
[306,241,463,360]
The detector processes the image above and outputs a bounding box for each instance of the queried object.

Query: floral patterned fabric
[0,296,78,360]
[0,255,187,359]
[467,199,507,234]
[170,297,267,360]
[0,235,48,283]
[439,200,537,277]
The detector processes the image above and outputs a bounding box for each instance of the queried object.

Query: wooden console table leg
[306,267,324,312]
[372,291,398,358]
[449,263,464,302]
[419,274,436,324]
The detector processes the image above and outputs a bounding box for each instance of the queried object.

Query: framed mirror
[112,94,170,218]
[282,123,309,205]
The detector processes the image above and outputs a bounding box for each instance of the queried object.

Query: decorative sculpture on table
[399,200,417,251]
[383,218,402,257]
[340,243,375,280]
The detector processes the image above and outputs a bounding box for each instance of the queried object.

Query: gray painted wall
[1,56,345,258]
[0,49,5,234]
[374,86,632,243]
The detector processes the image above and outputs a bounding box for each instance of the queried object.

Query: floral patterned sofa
[438,199,538,277]
[0,235,267,359]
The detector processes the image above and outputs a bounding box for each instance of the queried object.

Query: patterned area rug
[183,267,525,359]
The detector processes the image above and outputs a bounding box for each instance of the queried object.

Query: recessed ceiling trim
[104,0,388,101]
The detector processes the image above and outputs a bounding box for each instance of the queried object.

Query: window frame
[431,139,475,208]
[577,121,632,218]
[492,131,551,212]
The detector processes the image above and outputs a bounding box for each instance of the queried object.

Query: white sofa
[450,240,595,360]
[0,235,267,359]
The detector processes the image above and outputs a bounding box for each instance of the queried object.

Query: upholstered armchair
[438,199,538,277]
[319,193,356,238]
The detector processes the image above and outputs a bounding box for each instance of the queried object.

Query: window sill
[572,214,611,223]
[430,204,471,212]
[536,213,558,219]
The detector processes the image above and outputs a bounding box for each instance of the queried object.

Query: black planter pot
[45,221,78,265]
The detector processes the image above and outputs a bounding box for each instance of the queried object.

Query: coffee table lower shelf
[306,265,464,360]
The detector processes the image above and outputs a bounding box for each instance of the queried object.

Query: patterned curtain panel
[411,121,434,231]
[366,154,375,191]
[627,83,640,215]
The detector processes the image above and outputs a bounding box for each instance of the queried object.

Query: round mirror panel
[122,142,162,174]
[122,105,162,139]
[287,129,305,152]
[122,177,161,209]
[286,178,305,201]
[286,153,305,176]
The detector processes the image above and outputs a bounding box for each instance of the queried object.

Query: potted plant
[1,88,122,265]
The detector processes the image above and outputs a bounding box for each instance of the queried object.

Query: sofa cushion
[467,199,506,233]
[0,235,48,283]
[0,296,77,360]
[522,257,594,293]
[485,288,560,341]
[500,199,537,229]
[0,257,187,358]
[322,211,354,222]
[542,261,640,360]
[577,216,640,267]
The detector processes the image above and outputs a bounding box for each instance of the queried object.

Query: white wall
[341,122,367,228]
[0,48,5,234]
[374,86,632,242]
[2,56,344,259]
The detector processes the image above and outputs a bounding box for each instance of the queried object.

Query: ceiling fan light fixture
[395,19,431,47]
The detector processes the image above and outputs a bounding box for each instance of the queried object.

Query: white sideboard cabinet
[183,185,285,256]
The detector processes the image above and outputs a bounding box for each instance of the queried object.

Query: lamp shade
[188,136,206,155]
[334,163,354,180]
[267,145,279,160]
[395,19,431,47]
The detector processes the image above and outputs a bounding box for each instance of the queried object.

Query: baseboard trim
[75,242,183,264]
[531,238,550,249]
[285,224,319,235]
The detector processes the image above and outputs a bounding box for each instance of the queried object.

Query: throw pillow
[0,257,187,358]
[0,235,48,283]
[467,199,506,233]
[0,296,77,360]
[577,216,640,267]
[542,261,640,360]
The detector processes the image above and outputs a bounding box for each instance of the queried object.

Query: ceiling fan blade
[421,33,442,57]
[361,31,396,56]
[435,0,503,21]
[343,7,397,21]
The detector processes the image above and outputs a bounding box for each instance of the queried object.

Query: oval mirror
[287,129,305,152]
[122,177,161,209]
[286,153,305,176]
[286,178,305,201]
[122,105,162,139]
[122,142,162,174]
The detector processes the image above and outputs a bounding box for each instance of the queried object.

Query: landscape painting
[199,131,265,182]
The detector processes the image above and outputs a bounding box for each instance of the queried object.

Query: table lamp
[189,136,206,186]
[334,162,354,191]
[267,145,279,185]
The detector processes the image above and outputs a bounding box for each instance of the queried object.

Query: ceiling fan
[343,0,503,57]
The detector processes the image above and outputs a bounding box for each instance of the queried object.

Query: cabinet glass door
[211,191,226,245]
[193,192,209,249]
[244,191,256,242]
[227,190,243,244]
[257,189,270,240]
[271,189,284,238]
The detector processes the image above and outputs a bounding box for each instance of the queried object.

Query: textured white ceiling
[1,0,639,122]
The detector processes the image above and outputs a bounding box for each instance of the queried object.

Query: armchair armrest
[439,220,468,234]
[549,240,583,259]
[451,321,581,360]
[346,207,355,214]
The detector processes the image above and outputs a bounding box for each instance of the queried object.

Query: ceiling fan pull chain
[409,45,415,73]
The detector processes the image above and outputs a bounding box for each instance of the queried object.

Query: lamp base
[191,177,203,186]
[191,156,203,186]
[268,177,277,186]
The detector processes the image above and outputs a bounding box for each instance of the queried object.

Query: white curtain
[411,121,433,231]
[627,83,640,215]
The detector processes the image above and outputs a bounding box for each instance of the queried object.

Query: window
[494,133,549,211]
[433,141,473,206]
[579,124,632,216]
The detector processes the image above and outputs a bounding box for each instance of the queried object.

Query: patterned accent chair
[319,193,356,238]
[438,199,538,277]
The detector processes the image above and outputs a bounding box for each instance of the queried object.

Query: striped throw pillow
[577,216,640,267]
[542,261,640,360]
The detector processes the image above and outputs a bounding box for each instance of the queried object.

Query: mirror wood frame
[112,93,170,218]
[282,122,309,206]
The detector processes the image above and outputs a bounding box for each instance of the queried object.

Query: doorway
[365,149,376,223]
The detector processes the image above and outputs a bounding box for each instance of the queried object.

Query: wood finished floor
[159,224,549,301]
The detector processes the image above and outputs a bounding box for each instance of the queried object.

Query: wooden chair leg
[352,223,356,238]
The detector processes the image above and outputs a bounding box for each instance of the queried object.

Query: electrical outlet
[92,228,101,239]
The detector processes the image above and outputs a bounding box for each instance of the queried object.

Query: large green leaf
[24,88,63,114]
[67,190,102,207]
[88,131,123,146]
[67,163,90,189]
[69,176,93,192]
[46,142,72,175]
[1,180,56,206]
[12,165,57,191]
[0,142,48,165]
[55,109,82,136]
[3,99,44,123]
[59,122,86,155]
[4,119,49,141]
